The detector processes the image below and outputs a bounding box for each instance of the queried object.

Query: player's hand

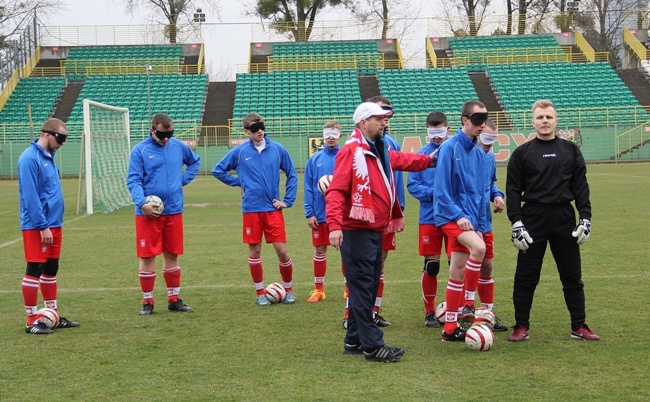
[457,217,473,231]
[141,203,161,218]
[272,199,287,210]
[329,230,343,251]
[572,219,591,245]
[493,196,504,213]
[512,221,533,251]
[306,216,319,229]
[40,228,53,245]
[428,149,439,167]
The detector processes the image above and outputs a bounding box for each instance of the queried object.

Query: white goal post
[77,99,132,215]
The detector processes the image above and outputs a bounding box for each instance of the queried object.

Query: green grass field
[1,163,649,400]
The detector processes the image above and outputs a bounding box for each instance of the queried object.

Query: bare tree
[574,0,640,66]
[517,0,540,34]
[347,0,423,40]
[250,0,348,42]
[506,0,514,34]
[1,0,62,47]
[440,0,490,36]
[119,0,220,44]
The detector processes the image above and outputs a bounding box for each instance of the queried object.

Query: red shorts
[311,222,331,247]
[243,210,286,244]
[22,228,62,262]
[135,214,184,258]
[419,224,448,256]
[382,232,396,251]
[483,231,494,259]
[440,222,470,254]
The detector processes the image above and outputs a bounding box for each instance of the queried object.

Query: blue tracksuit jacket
[384,133,405,209]
[480,150,504,233]
[212,135,298,213]
[407,140,442,224]
[17,140,64,230]
[127,135,201,215]
[433,127,487,230]
[304,145,339,223]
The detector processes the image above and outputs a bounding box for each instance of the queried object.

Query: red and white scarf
[346,128,404,233]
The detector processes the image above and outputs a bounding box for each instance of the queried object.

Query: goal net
[76,99,132,214]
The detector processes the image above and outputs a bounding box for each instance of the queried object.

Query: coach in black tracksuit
[505,100,599,342]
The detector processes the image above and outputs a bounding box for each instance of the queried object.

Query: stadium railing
[623,27,649,61]
[615,120,650,158]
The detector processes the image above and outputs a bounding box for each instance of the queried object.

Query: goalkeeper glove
[572,219,591,245]
[512,221,533,251]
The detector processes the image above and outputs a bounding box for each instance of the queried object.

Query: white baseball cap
[353,102,392,124]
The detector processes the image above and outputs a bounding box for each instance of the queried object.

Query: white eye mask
[427,127,448,139]
[480,132,498,145]
[323,128,342,139]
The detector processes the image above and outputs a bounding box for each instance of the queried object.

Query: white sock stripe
[314,277,324,284]
[313,253,326,262]
[446,281,464,292]
[39,277,57,284]
[466,264,481,272]
[478,278,494,285]
[22,281,39,288]
[163,266,181,273]
[248,257,261,265]
[138,271,156,278]
[279,259,292,267]
[22,277,39,285]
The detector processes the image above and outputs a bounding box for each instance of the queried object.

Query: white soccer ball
[434,301,446,323]
[465,323,495,351]
[145,195,164,213]
[474,309,496,330]
[265,282,286,303]
[317,174,333,195]
[36,307,59,329]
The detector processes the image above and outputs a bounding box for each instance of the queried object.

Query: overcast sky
[47,0,440,81]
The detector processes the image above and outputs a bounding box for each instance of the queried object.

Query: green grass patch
[1,163,649,400]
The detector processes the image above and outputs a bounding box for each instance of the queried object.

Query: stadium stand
[270,41,382,73]
[449,34,567,71]
[0,76,66,127]
[66,73,208,133]
[377,67,479,129]
[63,45,183,78]
[232,69,361,135]
[488,62,642,127]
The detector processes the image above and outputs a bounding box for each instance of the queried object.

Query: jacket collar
[455,127,478,150]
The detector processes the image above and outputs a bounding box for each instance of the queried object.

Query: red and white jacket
[326,132,431,233]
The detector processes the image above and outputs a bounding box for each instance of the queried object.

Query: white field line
[0,274,647,295]
[592,173,649,179]
[0,214,91,249]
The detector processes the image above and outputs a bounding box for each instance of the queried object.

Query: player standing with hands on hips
[127,113,200,315]
[326,102,437,362]
[213,113,299,306]
[18,118,80,334]
[506,99,599,342]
